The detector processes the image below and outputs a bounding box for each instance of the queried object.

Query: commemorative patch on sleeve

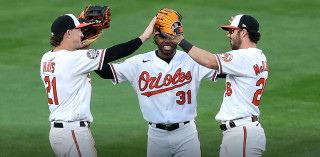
[219,53,233,62]
[86,49,100,59]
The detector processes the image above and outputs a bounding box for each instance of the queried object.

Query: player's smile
[159,43,176,56]
[155,34,177,58]
[163,45,172,51]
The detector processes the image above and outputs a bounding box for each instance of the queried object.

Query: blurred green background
[0,0,319,156]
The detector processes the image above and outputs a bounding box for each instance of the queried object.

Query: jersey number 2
[44,76,59,105]
[225,78,266,106]
[252,78,267,106]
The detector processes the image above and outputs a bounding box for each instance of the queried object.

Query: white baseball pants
[219,121,266,157]
[147,120,201,157]
[49,121,96,157]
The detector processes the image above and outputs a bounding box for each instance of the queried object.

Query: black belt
[53,121,89,128]
[149,121,190,131]
[220,116,258,131]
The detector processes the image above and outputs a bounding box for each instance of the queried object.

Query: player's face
[155,34,177,58]
[228,29,242,50]
[70,29,84,49]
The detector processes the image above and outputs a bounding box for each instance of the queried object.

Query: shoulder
[130,50,153,60]
[173,50,200,65]
[117,50,154,64]
[70,49,107,59]
[175,50,190,59]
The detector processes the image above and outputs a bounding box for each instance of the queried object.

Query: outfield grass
[0,0,319,156]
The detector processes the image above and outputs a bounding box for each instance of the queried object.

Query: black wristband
[179,39,193,53]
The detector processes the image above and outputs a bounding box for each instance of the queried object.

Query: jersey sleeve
[109,56,137,84]
[187,51,219,82]
[215,50,251,77]
[71,49,106,74]
[197,63,219,82]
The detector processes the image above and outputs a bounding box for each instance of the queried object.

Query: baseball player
[95,9,218,157]
[174,14,268,156]
[40,13,156,156]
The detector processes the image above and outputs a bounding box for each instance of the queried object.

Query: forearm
[179,39,218,70]
[95,64,114,79]
[188,46,218,70]
[96,38,141,79]
[103,37,142,63]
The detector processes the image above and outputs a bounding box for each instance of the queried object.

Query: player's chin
[162,50,176,56]
[76,42,83,49]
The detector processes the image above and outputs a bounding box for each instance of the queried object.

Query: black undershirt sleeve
[94,37,142,79]
[95,63,113,79]
[217,74,227,78]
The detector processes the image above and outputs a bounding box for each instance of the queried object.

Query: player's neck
[155,50,174,64]
[239,39,257,49]
[53,43,75,52]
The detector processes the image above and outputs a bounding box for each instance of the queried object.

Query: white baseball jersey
[214,48,268,121]
[109,50,218,124]
[40,49,106,122]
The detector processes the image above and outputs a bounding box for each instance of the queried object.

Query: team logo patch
[86,50,100,59]
[219,53,233,62]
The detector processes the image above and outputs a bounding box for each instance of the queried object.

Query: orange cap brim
[75,23,90,29]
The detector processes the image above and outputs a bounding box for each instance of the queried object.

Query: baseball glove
[78,4,111,48]
[154,8,183,39]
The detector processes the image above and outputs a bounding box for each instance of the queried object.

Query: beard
[230,32,242,50]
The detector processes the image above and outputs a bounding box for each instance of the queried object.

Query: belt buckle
[151,121,190,131]
[162,123,178,131]
[165,125,171,130]
[165,123,176,131]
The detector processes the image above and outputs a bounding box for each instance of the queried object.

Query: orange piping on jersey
[215,54,222,74]
[109,63,118,84]
[98,49,106,70]
[212,71,217,81]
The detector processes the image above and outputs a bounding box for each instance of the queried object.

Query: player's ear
[153,36,157,45]
[242,29,248,36]
[64,30,72,39]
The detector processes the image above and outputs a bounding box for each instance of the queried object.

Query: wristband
[179,39,193,53]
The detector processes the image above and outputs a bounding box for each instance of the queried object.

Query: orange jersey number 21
[44,76,59,105]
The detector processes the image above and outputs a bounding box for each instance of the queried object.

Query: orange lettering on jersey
[87,74,92,84]
[43,62,55,73]
[139,68,192,97]
[253,61,268,75]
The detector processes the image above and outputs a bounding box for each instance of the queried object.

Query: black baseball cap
[221,14,259,32]
[51,14,90,36]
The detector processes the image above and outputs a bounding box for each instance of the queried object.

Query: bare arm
[139,16,157,42]
[188,46,219,70]
[174,35,219,70]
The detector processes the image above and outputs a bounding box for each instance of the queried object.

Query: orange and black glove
[154,8,183,39]
[78,4,111,49]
